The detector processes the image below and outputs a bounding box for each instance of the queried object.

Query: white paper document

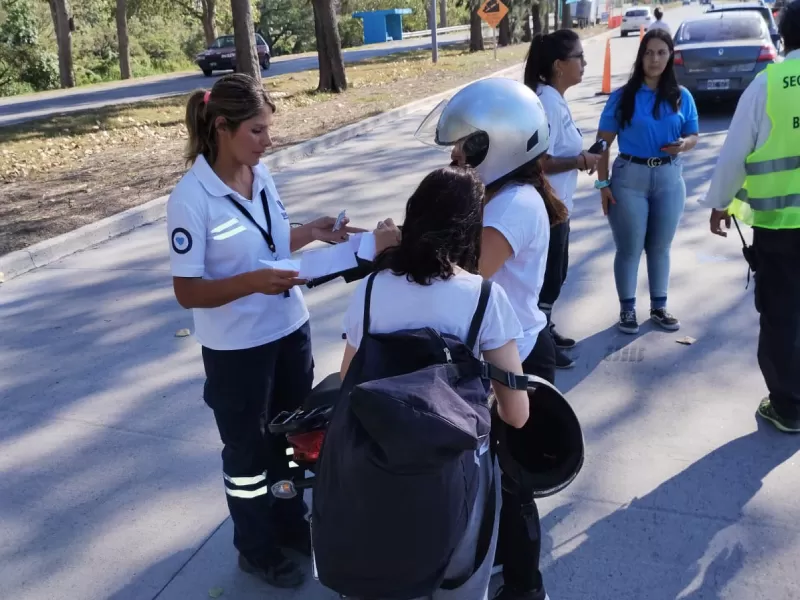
[299,243,359,279]
[258,233,379,280]
[258,258,301,272]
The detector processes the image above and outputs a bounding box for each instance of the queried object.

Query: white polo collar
[191,154,270,200]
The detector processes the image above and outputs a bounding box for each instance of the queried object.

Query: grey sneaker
[757,397,800,433]
[618,310,639,334]
[650,308,680,331]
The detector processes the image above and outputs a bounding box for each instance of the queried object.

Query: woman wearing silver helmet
[416,77,567,600]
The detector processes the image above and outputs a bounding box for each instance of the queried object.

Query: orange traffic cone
[640,25,645,41]
[596,38,612,96]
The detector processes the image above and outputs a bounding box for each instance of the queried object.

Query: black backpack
[311,272,528,600]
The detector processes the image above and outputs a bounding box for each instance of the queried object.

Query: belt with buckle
[619,153,674,168]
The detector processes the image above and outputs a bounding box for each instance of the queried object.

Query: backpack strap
[362,271,379,336]
[468,280,529,391]
[466,280,493,351]
[482,363,530,391]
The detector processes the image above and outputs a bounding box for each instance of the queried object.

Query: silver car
[673,11,780,99]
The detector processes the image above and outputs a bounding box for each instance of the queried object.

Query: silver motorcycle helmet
[415,77,550,185]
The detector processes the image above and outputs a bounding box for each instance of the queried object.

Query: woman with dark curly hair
[338,165,530,599]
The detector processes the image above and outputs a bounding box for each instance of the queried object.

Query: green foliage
[69,0,196,85]
[0,0,59,95]
[259,0,316,55]
[0,0,477,96]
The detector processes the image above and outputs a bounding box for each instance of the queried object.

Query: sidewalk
[1,6,799,600]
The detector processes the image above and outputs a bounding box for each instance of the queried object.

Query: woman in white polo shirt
[525,29,599,370]
[166,73,358,590]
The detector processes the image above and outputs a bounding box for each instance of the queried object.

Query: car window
[710,6,773,26]
[626,9,649,16]
[212,36,235,48]
[676,16,764,42]
[256,34,267,46]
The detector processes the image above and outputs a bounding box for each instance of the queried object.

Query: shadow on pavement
[539,420,798,599]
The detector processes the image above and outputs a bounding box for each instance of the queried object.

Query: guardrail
[404,24,491,38]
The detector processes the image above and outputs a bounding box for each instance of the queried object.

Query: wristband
[594,179,610,190]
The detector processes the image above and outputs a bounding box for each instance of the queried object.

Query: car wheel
[202,69,213,77]
[261,57,271,71]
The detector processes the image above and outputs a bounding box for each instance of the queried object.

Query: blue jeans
[608,156,686,312]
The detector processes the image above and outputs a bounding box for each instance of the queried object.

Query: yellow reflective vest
[729,61,800,229]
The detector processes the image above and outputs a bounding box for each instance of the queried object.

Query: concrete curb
[0,18,629,283]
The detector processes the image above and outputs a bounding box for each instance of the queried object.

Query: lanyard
[226,188,276,256]
[226,188,289,297]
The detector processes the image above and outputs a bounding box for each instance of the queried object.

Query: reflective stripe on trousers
[224,470,269,499]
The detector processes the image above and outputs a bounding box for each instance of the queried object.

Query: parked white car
[621,7,653,36]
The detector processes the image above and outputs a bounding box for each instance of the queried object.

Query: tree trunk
[426,0,434,32]
[560,0,571,29]
[202,0,218,46]
[230,0,262,83]
[116,0,132,79]
[543,0,550,33]
[311,0,347,92]
[498,15,510,45]
[522,9,531,42]
[439,0,447,27]
[532,1,542,34]
[49,0,75,88]
[469,5,484,52]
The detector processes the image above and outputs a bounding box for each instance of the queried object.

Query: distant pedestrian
[166,73,360,589]
[703,0,800,433]
[648,7,671,34]
[594,29,699,334]
[524,29,600,370]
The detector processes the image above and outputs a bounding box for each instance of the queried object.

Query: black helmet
[491,375,584,498]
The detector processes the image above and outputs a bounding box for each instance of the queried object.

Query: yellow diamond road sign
[477,0,509,28]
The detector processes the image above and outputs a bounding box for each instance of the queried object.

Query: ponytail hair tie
[203,91,211,104]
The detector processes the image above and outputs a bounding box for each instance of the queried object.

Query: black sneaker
[555,347,576,369]
[238,550,305,588]
[618,309,639,334]
[757,397,800,433]
[650,308,680,331]
[493,585,549,600]
[550,324,576,349]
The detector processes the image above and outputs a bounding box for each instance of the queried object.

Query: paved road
[0,32,469,127]
[2,5,799,600]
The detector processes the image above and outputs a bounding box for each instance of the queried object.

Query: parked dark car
[195,34,271,77]
[673,12,780,100]
[705,2,782,52]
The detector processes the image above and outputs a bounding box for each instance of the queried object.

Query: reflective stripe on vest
[729,62,800,230]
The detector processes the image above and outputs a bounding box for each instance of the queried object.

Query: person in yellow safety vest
[703,0,800,434]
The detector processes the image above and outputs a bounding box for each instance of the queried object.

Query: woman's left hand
[308,216,367,244]
[661,139,686,156]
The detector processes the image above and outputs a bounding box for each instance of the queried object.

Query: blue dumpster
[352,8,413,44]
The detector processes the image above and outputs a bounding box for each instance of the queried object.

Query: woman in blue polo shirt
[594,28,699,335]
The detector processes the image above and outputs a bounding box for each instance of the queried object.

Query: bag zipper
[435,331,453,363]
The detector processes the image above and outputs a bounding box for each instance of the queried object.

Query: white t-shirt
[537,84,583,216]
[343,270,523,356]
[166,155,309,351]
[482,183,550,361]
[648,20,671,33]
